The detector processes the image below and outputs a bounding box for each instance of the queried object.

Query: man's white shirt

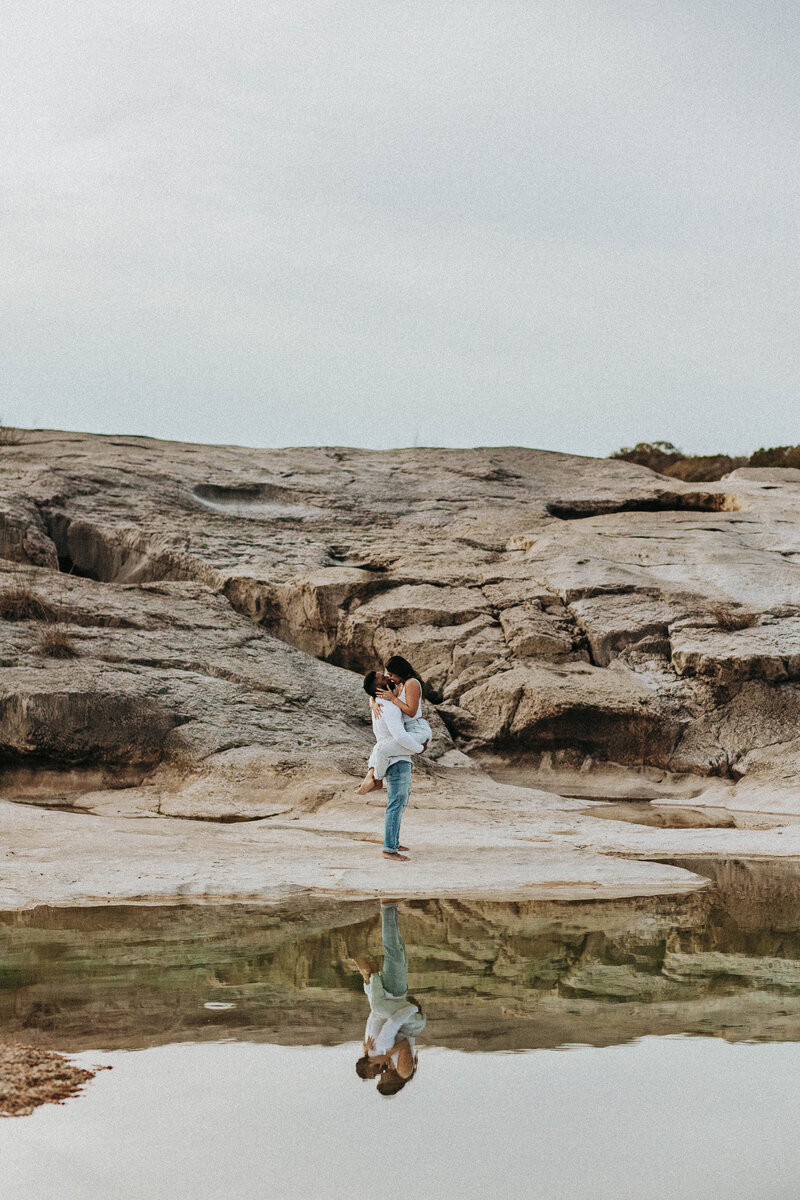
[370,698,424,768]
[364,974,426,1054]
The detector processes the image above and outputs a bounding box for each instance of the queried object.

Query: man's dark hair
[363,670,379,697]
[356,1056,382,1080]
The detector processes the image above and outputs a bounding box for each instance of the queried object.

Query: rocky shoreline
[0,1044,99,1118]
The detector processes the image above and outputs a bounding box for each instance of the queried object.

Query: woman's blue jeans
[383,760,412,853]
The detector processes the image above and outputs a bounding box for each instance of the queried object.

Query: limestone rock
[0,1043,97,1117]
[456,661,679,762]
[670,618,800,684]
[0,675,178,767]
[0,561,417,815]
[2,430,800,838]
[498,602,580,660]
[568,592,676,666]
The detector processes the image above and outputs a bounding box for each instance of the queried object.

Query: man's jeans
[379,902,408,996]
[383,760,412,853]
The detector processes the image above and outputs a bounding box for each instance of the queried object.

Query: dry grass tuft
[36,622,78,659]
[0,581,58,622]
[711,605,759,632]
[0,423,26,447]
[0,570,80,657]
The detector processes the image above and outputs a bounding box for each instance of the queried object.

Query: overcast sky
[3,1,798,455]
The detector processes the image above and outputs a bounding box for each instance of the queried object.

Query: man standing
[362,671,422,861]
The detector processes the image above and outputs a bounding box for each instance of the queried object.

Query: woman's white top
[400,682,423,719]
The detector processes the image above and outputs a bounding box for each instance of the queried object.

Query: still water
[2,859,800,1200]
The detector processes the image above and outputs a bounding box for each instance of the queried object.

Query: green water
[2,858,800,1053]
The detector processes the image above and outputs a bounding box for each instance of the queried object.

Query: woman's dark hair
[377,1054,419,1096]
[406,994,423,1019]
[376,1064,408,1096]
[385,656,423,687]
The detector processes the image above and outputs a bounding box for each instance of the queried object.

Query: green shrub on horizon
[749,445,800,470]
[610,442,800,481]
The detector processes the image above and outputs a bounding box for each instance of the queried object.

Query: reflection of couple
[355,656,432,862]
[354,902,425,1097]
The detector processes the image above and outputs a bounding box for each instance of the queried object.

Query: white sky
[3,1040,799,1199]
[3,1,799,455]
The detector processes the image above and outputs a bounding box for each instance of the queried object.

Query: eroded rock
[1,432,800,840]
[671,618,800,684]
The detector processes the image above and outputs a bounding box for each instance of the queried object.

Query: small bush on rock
[609,443,747,481]
[749,446,800,469]
[0,582,58,622]
[36,623,78,659]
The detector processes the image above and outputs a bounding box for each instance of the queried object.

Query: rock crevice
[2,434,800,821]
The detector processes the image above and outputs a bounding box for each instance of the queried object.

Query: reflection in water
[1,860,800,1055]
[5,865,800,1199]
[354,902,426,1096]
[582,802,736,828]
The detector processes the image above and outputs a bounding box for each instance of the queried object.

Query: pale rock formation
[0,431,799,901]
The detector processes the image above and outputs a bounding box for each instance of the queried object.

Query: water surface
[2,860,800,1199]
[3,1038,800,1200]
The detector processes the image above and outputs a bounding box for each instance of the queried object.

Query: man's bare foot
[382,851,409,862]
[397,845,410,852]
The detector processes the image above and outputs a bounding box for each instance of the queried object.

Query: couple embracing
[356,655,432,862]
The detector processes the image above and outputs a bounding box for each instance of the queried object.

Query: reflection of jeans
[383,761,412,853]
[379,903,408,996]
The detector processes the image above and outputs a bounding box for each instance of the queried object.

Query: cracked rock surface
[1,431,800,904]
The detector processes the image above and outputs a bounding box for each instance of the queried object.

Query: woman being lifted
[354,655,432,796]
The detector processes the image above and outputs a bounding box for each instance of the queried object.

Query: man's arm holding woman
[376,699,424,753]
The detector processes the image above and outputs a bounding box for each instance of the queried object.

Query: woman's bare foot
[355,770,382,795]
[382,851,409,862]
[352,956,380,979]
